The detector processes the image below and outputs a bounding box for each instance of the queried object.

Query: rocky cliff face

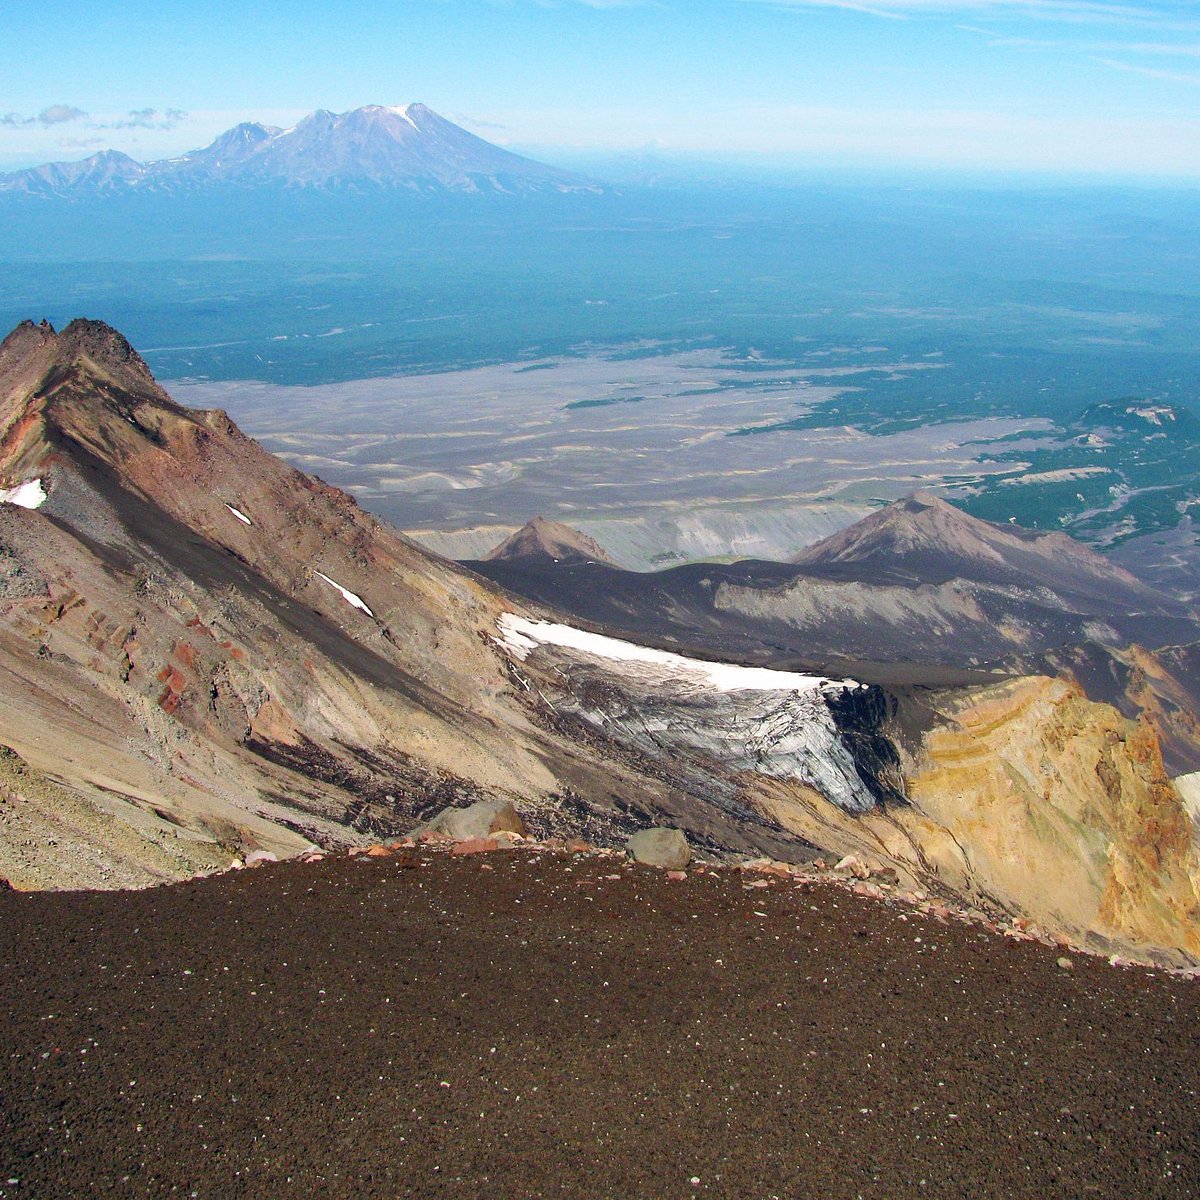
[0,319,874,887]
[907,677,1200,957]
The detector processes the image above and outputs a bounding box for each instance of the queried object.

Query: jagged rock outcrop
[906,676,1200,956]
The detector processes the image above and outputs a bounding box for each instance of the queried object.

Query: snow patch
[388,104,420,131]
[1129,405,1175,426]
[496,613,854,694]
[225,504,252,526]
[314,571,374,617]
[1176,772,1200,826]
[0,479,47,510]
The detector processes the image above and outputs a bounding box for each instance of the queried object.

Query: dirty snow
[225,504,252,526]
[314,571,374,617]
[0,479,47,510]
[496,613,854,694]
[1177,772,1200,827]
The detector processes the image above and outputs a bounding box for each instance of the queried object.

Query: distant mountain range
[0,104,602,198]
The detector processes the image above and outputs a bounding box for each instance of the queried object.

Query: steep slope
[483,516,621,566]
[0,318,879,887]
[0,105,600,197]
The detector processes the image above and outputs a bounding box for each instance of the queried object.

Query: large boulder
[410,798,525,842]
[626,827,691,870]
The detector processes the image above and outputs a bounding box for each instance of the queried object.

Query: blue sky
[2,0,1199,178]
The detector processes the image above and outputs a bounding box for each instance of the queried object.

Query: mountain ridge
[0,104,602,198]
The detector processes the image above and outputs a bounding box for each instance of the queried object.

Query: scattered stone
[744,859,793,878]
[450,837,500,856]
[413,798,526,842]
[626,827,691,871]
[833,854,871,880]
[383,836,415,849]
[365,844,392,858]
[416,830,453,846]
[666,870,687,882]
[852,881,885,900]
[1057,956,1074,971]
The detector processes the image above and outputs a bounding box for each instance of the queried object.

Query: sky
[2,0,1199,179]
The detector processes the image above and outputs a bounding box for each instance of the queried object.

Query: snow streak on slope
[496,614,854,695]
[314,571,374,617]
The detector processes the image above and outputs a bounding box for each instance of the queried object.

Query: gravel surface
[2,848,1198,1198]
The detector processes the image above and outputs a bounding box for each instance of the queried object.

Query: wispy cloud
[0,105,189,135]
[0,104,88,128]
[100,108,188,131]
[1094,56,1200,84]
[956,15,1200,85]
[746,0,1200,29]
[452,112,509,131]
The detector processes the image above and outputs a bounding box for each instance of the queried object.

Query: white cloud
[0,104,88,128]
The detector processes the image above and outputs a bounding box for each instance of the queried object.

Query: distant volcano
[0,104,602,197]
[484,516,621,567]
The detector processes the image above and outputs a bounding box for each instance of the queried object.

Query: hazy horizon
[4,1,1200,179]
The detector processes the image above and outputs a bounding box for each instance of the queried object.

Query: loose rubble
[168,806,1200,973]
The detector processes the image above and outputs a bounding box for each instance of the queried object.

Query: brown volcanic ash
[483,515,621,566]
[2,850,1199,1200]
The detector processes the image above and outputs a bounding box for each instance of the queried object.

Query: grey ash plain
[170,346,1047,570]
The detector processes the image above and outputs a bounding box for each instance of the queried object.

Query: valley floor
[2,849,1198,1199]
